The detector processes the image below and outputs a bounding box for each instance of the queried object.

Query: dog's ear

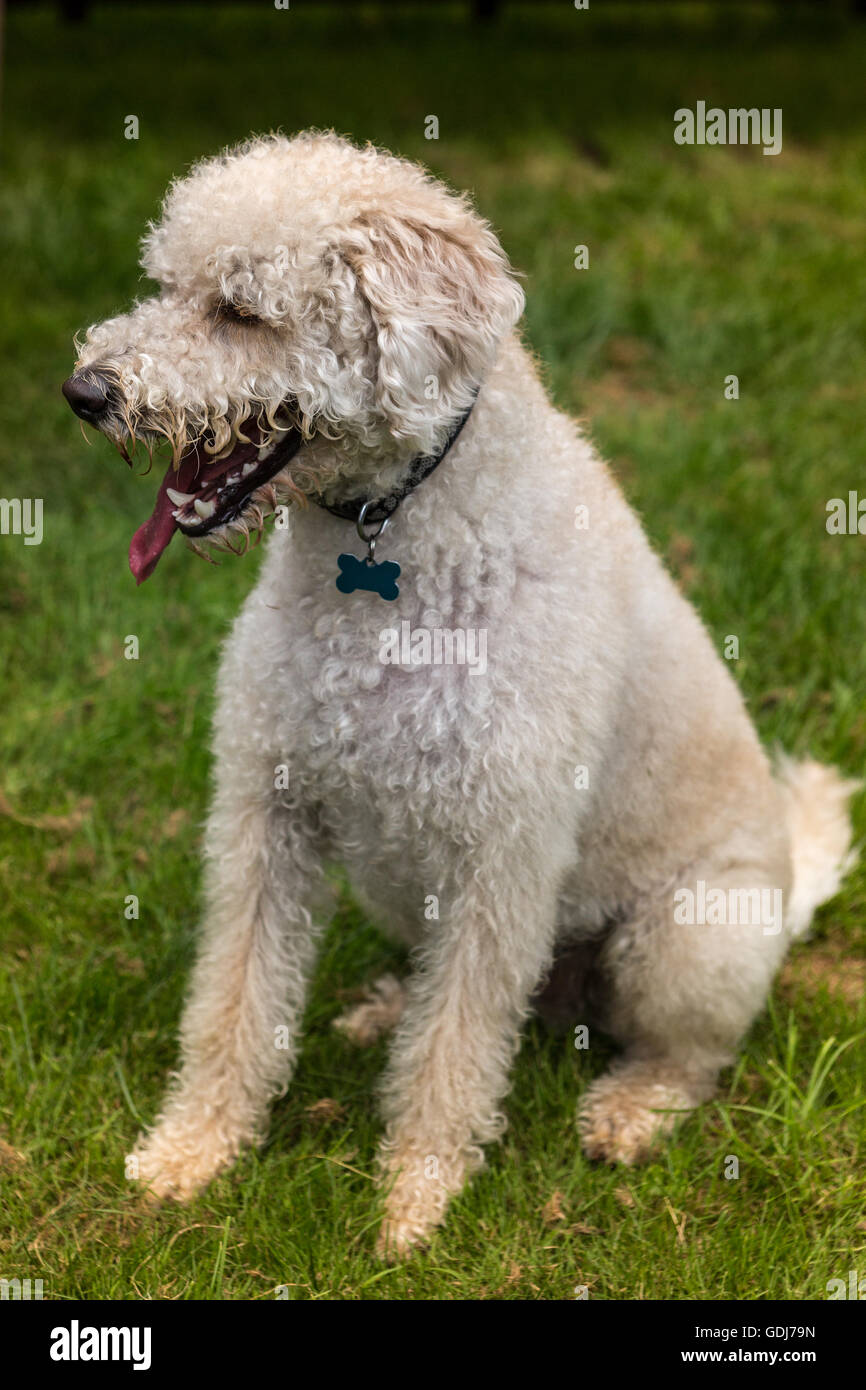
[338,207,524,451]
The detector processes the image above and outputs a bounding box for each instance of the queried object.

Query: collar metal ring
[356,500,391,542]
[357,500,391,564]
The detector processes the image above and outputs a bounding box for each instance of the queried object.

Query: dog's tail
[777,754,860,939]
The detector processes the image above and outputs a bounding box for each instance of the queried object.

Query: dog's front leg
[375,857,560,1259]
[133,776,322,1202]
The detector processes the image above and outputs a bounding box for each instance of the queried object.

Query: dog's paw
[130,1123,239,1204]
[376,1212,433,1262]
[578,1090,666,1165]
[578,1061,712,1165]
[332,974,406,1046]
[376,1177,445,1262]
[375,1143,468,1260]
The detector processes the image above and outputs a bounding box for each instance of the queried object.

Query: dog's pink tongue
[129,454,198,585]
[129,499,178,585]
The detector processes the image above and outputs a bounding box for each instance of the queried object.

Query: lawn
[0,2,864,1300]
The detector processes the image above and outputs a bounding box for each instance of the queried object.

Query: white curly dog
[64,132,857,1258]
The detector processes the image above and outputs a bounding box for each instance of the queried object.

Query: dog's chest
[247,568,493,810]
[295,619,490,788]
[241,524,519,873]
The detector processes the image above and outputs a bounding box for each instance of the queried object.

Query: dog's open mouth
[129,421,303,584]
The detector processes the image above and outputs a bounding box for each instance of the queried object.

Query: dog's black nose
[62,373,111,422]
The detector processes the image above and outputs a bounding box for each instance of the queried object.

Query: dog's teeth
[242,462,257,477]
[257,440,276,462]
[194,497,216,519]
[167,487,195,506]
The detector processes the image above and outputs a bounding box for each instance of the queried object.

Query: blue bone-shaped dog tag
[336,552,401,601]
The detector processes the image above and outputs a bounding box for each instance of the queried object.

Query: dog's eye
[214,299,262,326]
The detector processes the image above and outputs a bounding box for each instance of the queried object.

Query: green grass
[1,2,865,1300]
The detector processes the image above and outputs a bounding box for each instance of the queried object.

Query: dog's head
[63,131,524,582]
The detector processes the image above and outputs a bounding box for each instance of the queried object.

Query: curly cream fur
[70,132,857,1259]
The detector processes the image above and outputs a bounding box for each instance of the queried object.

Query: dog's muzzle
[62,372,114,425]
[61,372,304,584]
[123,422,304,584]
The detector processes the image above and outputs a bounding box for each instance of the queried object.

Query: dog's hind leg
[132,769,324,1202]
[577,856,792,1165]
[332,975,407,1046]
